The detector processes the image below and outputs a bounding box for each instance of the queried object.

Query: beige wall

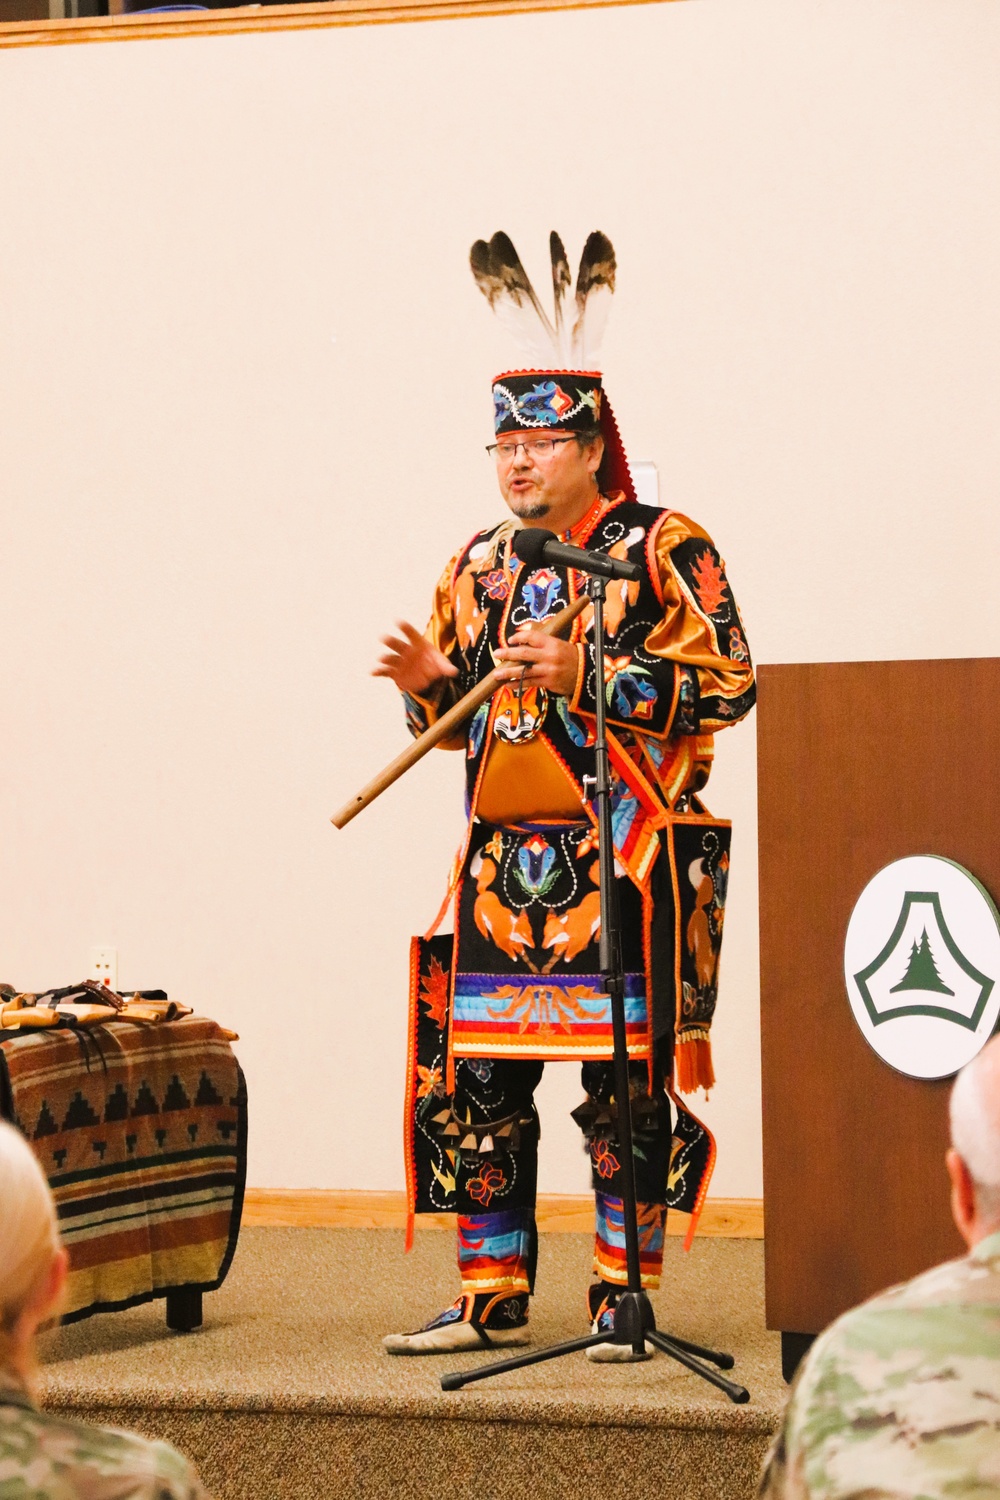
[1,0,998,1201]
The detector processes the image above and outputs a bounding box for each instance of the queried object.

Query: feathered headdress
[470,230,616,368]
[470,231,635,502]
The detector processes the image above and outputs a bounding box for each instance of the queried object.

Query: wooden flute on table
[331,593,589,830]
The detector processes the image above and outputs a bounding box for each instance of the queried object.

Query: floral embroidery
[604,656,657,720]
[485,831,504,861]
[481,569,510,602]
[575,829,598,860]
[493,377,603,431]
[592,1140,621,1179]
[467,1163,506,1206]
[728,626,749,662]
[555,695,590,747]
[416,1064,444,1099]
[484,982,605,1039]
[515,834,559,897]
[521,568,562,621]
[519,380,570,425]
[689,549,729,617]
[420,954,449,1030]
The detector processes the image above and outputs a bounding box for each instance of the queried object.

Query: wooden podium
[757,658,1000,1379]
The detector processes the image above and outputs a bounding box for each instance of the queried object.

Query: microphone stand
[441,573,749,1402]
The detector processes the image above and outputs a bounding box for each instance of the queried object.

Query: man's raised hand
[373,621,458,696]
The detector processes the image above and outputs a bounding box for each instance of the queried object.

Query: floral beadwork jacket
[405,492,755,883]
[402,493,754,1174]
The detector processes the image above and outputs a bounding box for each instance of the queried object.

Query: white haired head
[949,1033,1000,1228]
[0,1120,61,1372]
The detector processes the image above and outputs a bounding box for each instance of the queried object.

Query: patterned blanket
[0,1015,246,1321]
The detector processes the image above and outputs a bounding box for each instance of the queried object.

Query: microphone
[512,527,642,583]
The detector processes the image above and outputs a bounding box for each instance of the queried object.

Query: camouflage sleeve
[757,1327,837,1500]
[759,1312,901,1500]
[0,1403,218,1500]
[760,1270,1000,1500]
[757,1366,814,1499]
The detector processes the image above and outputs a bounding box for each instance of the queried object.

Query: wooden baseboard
[243,1188,763,1238]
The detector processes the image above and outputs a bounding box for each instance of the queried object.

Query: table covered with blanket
[0,1015,246,1322]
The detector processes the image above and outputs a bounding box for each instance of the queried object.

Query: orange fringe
[674,1035,715,1095]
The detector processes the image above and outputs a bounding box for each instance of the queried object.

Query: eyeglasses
[485,437,576,464]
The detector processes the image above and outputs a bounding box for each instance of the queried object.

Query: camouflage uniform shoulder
[874,1232,1000,1309]
[0,1392,210,1499]
[759,1234,1000,1498]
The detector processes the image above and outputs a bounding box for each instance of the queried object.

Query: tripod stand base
[441,1290,750,1403]
[586,1337,653,1362]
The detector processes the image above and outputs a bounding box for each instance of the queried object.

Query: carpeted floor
[39,1227,786,1500]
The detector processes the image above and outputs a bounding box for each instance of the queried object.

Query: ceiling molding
[0,0,681,50]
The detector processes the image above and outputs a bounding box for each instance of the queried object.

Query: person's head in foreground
[0,1116,67,1393]
[0,1120,213,1499]
[759,1034,1000,1499]
[947,1033,1000,1248]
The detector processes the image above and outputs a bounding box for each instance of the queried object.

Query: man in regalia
[376,232,755,1355]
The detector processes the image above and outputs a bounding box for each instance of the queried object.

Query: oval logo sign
[844,855,1000,1079]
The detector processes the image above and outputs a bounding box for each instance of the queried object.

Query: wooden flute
[331,593,589,829]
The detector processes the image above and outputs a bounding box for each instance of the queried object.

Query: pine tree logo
[845,857,1000,1080]
[854,892,991,1031]
[889,929,954,997]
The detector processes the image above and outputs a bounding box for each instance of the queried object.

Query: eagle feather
[469,232,557,365]
[549,231,573,365]
[572,231,616,368]
[470,229,616,371]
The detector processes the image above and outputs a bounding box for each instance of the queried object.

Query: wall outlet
[89,947,118,991]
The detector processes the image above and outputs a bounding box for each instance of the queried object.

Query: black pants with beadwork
[451,1050,672,1298]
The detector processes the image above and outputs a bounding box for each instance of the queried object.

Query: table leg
[166,1288,203,1333]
